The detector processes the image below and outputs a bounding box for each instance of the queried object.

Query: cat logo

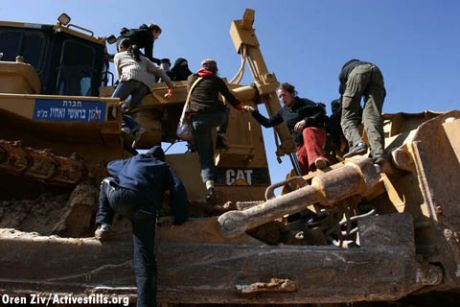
[226,169,253,186]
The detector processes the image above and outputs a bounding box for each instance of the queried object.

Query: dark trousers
[96,178,158,307]
[132,220,157,307]
[191,110,228,182]
[112,79,150,134]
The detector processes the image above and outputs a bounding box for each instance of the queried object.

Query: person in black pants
[187,59,243,201]
[95,146,189,307]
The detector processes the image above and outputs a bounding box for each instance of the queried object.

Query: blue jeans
[112,80,150,133]
[191,111,228,182]
[95,178,157,307]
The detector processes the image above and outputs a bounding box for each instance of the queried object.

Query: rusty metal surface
[442,117,460,162]
[0,214,438,304]
[218,157,381,238]
[0,229,135,294]
[0,116,458,303]
[407,110,460,285]
[236,278,297,294]
[0,139,107,187]
[157,214,430,304]
[410,111,460,227]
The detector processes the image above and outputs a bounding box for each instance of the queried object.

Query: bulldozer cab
[0,16,108,96]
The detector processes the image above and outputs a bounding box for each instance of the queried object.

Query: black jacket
[251,97,327,146]
[187,73,240,113]
[107,146,188,224]
[169,58,192,81]
[117,27,160,65]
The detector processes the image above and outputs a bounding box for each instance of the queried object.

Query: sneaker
[119,102,129,112]
[216,135,229,150]
[314,157,329,170]
[131,128,146,148]
[121,126,131,134]
[95,223,111,240]
[343,142,368,158]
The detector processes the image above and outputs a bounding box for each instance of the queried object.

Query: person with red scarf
[187,59,243,201]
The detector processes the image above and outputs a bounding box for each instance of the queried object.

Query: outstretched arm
[217,78,243,110]
[243,105,283,128]
[146,58,174,95]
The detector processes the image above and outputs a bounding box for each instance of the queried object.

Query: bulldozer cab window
[56,40,95,96]
[0,30,46,71]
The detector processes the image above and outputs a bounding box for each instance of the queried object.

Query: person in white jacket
[113,38,174,147]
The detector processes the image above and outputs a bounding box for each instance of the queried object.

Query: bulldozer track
[0,139,107,187]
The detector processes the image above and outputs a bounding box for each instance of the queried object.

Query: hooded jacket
[169,58,192,81]
[107,146,188,224]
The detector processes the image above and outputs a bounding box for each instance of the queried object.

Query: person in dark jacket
[243,82,329,175]
[94,146,188,307]
[117,24,162,65]
[169,57,193,81]
[327,98,349,156]
[187,58,243,201]
[338,59,386,164]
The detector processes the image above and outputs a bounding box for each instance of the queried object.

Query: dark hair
[278,82,297,96]
[161,58,171,65]
[342,59,360,69]
[148,24,162,33]
[118,38,132,50]
[128,45,141,62]
[118,38,141,62]
[318,102,326,111]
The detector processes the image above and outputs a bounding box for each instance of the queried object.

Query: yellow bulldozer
[0,9,459,305]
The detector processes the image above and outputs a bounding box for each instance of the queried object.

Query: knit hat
[201,58,218,72]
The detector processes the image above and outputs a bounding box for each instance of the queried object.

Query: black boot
[216,135,229,150]
[343,142,368,158]
[205,187,217,204]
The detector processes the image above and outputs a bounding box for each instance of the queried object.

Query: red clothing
[296,127,328,175]
[196,68,215,77]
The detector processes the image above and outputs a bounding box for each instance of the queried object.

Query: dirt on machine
[0,9,459,305]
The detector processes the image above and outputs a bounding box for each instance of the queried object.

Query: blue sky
[2,0,459,184]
